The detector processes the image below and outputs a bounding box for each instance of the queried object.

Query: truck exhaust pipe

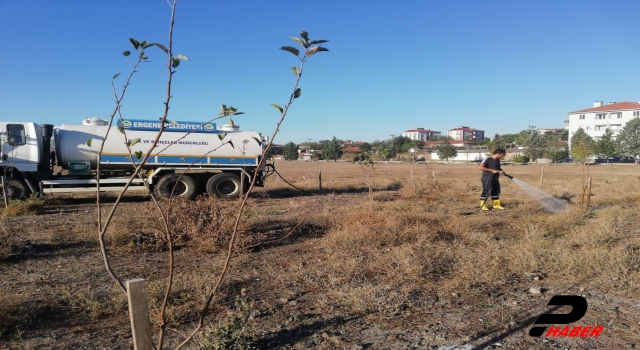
[40,124,54,175]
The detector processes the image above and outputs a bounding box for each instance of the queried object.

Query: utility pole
[306,138,312,154]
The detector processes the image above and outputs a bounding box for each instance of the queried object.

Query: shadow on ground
[0,241,95,264]
[256,315,360,349]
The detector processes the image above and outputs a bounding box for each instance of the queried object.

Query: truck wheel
[154,173,198,200]
[206,173,243,198]
[1,177,30,201]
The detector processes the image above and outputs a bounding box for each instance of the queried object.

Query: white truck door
[0,123,40,172]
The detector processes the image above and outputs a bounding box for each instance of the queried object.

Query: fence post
[539,167,544,189]
[126,279,153,350]
[318,170,323,194]
[410,170,416,196]
[240,171,245,198]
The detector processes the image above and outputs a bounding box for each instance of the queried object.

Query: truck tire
[206,173,243,198]
[154,173,198,200]
[1,177,30,201]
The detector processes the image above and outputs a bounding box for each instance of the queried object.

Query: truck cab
[0,122,43,173]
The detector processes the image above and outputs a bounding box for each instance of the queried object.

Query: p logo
[529,295,602,338]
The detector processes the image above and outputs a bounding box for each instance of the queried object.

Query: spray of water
[510,178,568,212]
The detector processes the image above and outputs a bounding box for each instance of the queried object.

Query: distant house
[343,147,363,154]
[402,127,441,141]
[447,126,484,142]
[567,100,640,142]
[343,140,364,148]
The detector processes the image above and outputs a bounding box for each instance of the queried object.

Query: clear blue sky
[2,0,640,144]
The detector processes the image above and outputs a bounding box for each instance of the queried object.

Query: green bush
[510,154,530,163]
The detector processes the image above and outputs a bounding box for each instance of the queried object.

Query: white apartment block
[567,101,640,141]
[402,127,441,141]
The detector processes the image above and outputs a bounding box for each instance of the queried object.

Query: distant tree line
[276,118,640,165]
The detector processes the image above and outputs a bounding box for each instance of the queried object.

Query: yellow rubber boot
[480,200,490,211]
[493,199,506,210]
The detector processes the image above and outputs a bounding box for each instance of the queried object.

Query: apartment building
[567,101,640,141]
[447,126,484,141]
[402,127,441,141]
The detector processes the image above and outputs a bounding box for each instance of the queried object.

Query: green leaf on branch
[290,37,309,49]
[150,43,168,53]
[129,38,140,50]
[129,138,140,147]
[271,104,283,114]
[280,46,300,56]
[227,140,235,149]
[310,40,329,45]
[290,66,300,76]
[252,137,262,146]
[300,30,309,42]
[170,120,179,126]
[171,57,180,68]
[134,151,143,160]
[123,51,131,57]
[86,139,92,147]
[294,88,302,99]
[113,73,121,80]
[141,56,148,60]
[176,54,189,61]
[306,46,329,57]
[219,104,241,116]
[140,40,148,48]
[218,133,227,141]
[228,117,235,128]
[118,125,125,134]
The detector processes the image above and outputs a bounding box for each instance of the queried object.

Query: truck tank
[54,119,265,171]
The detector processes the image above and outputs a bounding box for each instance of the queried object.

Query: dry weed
[107,196,254,253]
[1,195,45,216]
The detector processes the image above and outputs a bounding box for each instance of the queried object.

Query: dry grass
[1,195,46,217]
[1,161,640,348]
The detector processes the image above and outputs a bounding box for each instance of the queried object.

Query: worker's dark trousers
[480,175,500,200]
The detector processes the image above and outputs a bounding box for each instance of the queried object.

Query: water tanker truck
[0,117,269,201]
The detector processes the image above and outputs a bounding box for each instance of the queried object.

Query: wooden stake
[126,279,153,350]
[539,166,544,189]
[586,177,592,208]
[410,170,416,196]
[240,172,245,198]
[318,170,323,194]
[369,182,374,217]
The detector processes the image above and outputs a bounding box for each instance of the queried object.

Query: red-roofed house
[343,147,363,154]
[567,101,640,142]
[402,127,441,141]
[343,140,364,147]
[447,126,484,142]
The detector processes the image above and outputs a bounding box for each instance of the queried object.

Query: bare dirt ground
[1,161,639,349]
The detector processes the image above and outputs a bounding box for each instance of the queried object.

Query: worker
[478,148,509,211]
